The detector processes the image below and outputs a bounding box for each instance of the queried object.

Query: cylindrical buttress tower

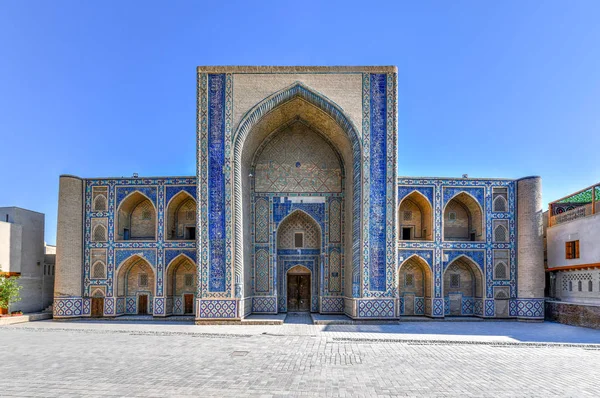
[54,175,84,317]
[516,176,545,319]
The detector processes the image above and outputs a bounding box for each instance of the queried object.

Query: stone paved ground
[1,319,599,397]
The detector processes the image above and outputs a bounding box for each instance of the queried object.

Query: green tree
[0,267,22,311]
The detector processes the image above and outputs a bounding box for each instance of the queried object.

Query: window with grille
[185,274,193,287]
[494,262,507,280]
[569,281,572,291]
[449,212,457,221]
[92,262,105,279]
[139,273,148,287]
[186,210,194,221]
[142,209,152,220]
[589,280,593,292]
[450,274,460,288]
[493,196,507,212]
[405,273,414,287]
[578,281,582,291]
[494,225,507,242]
[492,188,508,212]
[403,211,412,221]
[93,225,106,242]
[294,232,304,248]
[94,195,107,211]
[565,240,580,259]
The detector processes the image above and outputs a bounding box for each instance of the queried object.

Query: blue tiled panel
[115,186,158,208]
[208,74,226,292]
[398,186,434,206]
[165,185,196,203]
[369,73,387,291]
[164,249,197,267]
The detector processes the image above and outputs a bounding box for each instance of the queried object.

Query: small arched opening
[166,192,197,241]
[398,255,432,316]
[398,191,433,241]
[116,192,156,241]
[116,255,155,315]
[166,254,197,315]
[443,192,484,241]
[443,256,484,316]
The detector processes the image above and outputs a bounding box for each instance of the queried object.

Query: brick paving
[1,320,599,397]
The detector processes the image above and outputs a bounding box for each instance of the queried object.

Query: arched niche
[234,83,362,302]
[443,256,484,316]
[398,255,432,316]
[116,192,156,241]
[116,255,155,315]
[398,191,433,241]
[166,191,197,240]
[443,192,484,241]
[165,254,197,315]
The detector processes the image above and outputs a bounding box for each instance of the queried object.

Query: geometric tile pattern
[321,297,344,313]
[357,299,395,318]
[398,177,517,318]
[198,300,237,319]
[517,299,544,318]
[53,298,83,317]
[251,297,277,313]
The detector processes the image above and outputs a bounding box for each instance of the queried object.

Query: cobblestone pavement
[1,320,599,397]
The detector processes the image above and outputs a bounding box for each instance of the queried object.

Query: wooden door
[91,298,104,318]
[287,275,299,311]
[449,293,461,316]
[138,295,148,315]
[184,294,194,314]
[298,274,310,312]
[287,274,311,312]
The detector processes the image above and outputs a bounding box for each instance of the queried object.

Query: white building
[0,207,55,313]
[546,183,600,328]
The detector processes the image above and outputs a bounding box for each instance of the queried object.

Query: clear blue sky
[1,1,599,245]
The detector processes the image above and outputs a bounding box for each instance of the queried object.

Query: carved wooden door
[184,294,194,314]
[287,274,311,312]
[91,298,104,318]
[138,295,148,315]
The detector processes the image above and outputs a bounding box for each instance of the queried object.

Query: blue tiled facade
[54,67,544,321]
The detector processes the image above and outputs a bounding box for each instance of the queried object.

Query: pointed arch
[166,191,197,240]
[494,261,508,280]
[493,195,508,212]
[92,260,106,279]
[165,254,197,309]
[398,191,433,241]
[444,255,484,314]
[231,82,363,299]
[494,224,508,242]
[116,255,155,297]
[91,288,105,298]
[287,264,311,275]
[116,191,156,241]
[443,192,484,241]
[92,224,107,242]
[276,209,322,250]
[93,194,107,211]
[398,255,433,300]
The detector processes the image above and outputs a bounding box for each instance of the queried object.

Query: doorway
[287,273,311,312]
[91,298,104,318]
[184,294,194,314]
[138,294,148,314]
[402,227,412,240]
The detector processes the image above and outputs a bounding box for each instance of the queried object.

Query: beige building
[0,207,55,313]
[546,182,600,328]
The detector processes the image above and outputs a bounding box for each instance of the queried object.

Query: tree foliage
[0,267,22,310]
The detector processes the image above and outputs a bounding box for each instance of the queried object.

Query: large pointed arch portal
[197,67,398,321]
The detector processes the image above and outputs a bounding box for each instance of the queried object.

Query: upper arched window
[492,187,508,212]
[494,224,508,242]
[93,224,107,242]
[116,192,156,240]
[92,261,106,279]
[443,192,484,241]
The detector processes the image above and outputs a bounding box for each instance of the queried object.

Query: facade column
[516,176,545,320]
[54,175,84,318]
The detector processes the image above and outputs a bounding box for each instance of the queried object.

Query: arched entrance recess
[398,191,433,241]
[276,210,321,312]
[233,82,363,313]
[398,255,432,316]
[443,256,484,316]
[166,254,197,315]
[116,255,156,315]
[443,192,484,241]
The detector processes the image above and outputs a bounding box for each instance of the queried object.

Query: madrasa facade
[53,66,545,322]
